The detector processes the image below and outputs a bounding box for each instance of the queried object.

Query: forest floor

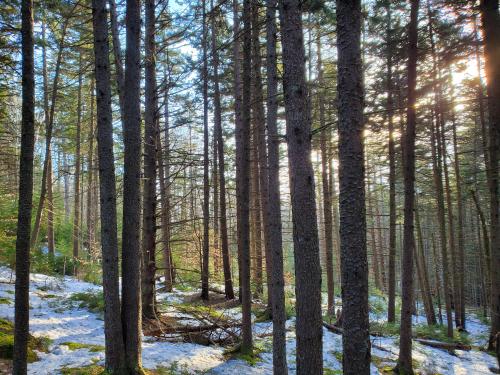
[0,267,497,374]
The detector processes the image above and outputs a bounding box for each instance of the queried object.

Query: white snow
[0,266,497,374]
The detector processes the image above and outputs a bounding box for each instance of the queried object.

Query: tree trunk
[336,0,370,374]
[73,54,83,269]
[480,0,500,356]
[86,78,96,259]
[397,2,419,373]
[141,0,158,319]
[201,0,210,301]
[265,0,288,370]
[280,0,323,372]
[91,0,127,370]
[122,0,143,369]
[108,0,125,118]
[317,35,335,317]
[13,1,35,372]
[210,0,235,299]
[238,0,253,353]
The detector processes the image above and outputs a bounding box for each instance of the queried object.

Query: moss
[39,294,58,299]
[224,340,269,366]
[60,365,105,375]
[0,297,11,305]
[68,291,104,313]
[61,342,105,352]
[0,318,51,362]
[414,324,471,345]
[324,368,342,375]
[331,350,342,363]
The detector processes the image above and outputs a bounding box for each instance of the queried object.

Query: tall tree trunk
[141,0,158,319]
[336,0,370,374]
[317,35,335,317]
[210,0,235,299]
[13,1,35,372]
[122,0,143,369]
[238,0,253,353]
[233,0,244,302]
[480,0,500,358]
[201,0,210,301]
[265,0,287,370]
[397,1,419,373]
[280,0,323,372]
[73,54,83,269]
[91,0,127,370]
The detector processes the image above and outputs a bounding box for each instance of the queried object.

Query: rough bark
[280,0,323,372]
[336,0,370,374]
[265,0,287,370]
[141,0,158,319]
[121,0,143,370]
[91,0,127,370]
[73,54,83,266]
[13,1,35,372]
[480,0,500,355]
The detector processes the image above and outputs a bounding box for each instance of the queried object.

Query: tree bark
[265,0,287,370]
[238,0,253,353]
[396,2,419,374]
[13,1,35,372]
[141,0,158,319]
[91,0,127,370]
[336,0,370,374]
[280,0,323,372]
[121,0,143,370]
[73,54,83,269]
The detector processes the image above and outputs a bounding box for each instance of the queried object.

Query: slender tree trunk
[31,14,72,249]
[210,0,235,299]
[73,54,83,269]
[265,0,287,370]
[121,0,143,369]
[238,0,253,352]
[317,35,335,317]
[13,1,35,372]
[91,0,127,370]
[480,0,500,358]
[396,2,419,374]
[86,78,96,259]
[233,0,244,302]
[280,0,323,372]
[141,0,158,319]
[201,0,210,301]
[336,0,370,374]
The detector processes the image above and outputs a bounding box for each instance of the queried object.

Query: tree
[238,0,253,353]
[122,0,143,370]
[480,0,500,362]
[91,0,127,370]
[336,0,370,374]
[73,53,83,268]
[265,0,287,371]
[396,2,419,371]
[142,0,158,319]
[13,0,35,372]
[279,0,323,372]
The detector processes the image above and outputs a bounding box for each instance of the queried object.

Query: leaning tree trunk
[279,0,323,372]
[13,1,35,372]
[336,0,370,374]
[91,0,127,370]
[121,0,143,370]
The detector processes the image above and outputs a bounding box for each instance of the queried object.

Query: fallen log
[414,338,471,351]
[322,322,343,335]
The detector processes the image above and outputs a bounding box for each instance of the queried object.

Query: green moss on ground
[61,342,105,352]
[0,318,51,362]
